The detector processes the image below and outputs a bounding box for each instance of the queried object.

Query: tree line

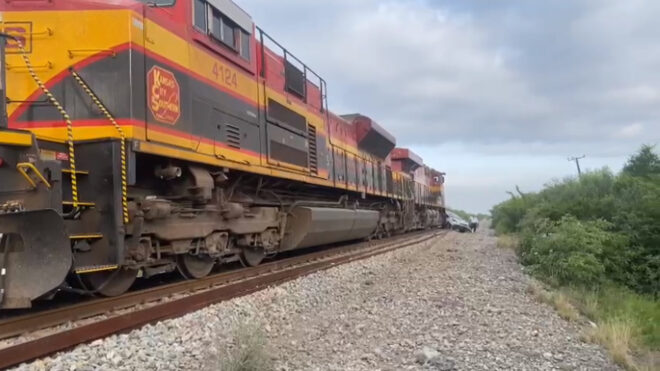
[491,145,659,296]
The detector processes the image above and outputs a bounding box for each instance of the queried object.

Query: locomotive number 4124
[212,63,238,89]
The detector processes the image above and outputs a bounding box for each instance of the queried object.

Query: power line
[568,155,586,177]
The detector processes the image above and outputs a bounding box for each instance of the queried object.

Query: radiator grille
[308,124,318,175]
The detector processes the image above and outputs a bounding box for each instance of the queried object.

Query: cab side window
[193,0,206,30]
[193,0,251,61]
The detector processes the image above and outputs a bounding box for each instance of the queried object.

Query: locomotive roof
[208,0,253,34]
[340,114,397,159]
[392,148,424,168]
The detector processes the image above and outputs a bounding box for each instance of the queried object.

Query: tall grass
[528,281,659,369]
[527,281,579,321]
[571,286,660,350]
[584,318,635,368]
[565,285,658,370]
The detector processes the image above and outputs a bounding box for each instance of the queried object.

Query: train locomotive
[0,0,446,309]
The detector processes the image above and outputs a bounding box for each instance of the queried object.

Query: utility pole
[568,155,586,177]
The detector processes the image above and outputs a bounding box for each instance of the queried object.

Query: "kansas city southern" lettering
[149,66,181,125]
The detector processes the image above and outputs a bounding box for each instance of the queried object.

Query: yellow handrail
[16,162,51,189]
[67,49,116,59]
[5,61,53,71]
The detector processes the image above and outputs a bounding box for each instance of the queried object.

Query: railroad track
[0,230,444,369]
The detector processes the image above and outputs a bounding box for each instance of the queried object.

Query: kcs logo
[3,22,32,53]
[148,66,181,125]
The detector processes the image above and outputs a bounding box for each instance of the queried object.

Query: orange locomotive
[0,0,445,309]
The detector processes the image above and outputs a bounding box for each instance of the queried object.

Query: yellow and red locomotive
[0,0,445,308]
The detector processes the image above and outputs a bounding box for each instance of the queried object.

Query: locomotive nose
[0,209,72,309]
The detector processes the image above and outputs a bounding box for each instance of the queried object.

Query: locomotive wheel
[82,268,138,297]
[177,253,215,279]
[240,247,265,267]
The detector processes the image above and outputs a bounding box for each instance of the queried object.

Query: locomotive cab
[0,0,151,308]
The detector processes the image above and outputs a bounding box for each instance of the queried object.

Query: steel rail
[0,230,430,340]
[0,230,443,369]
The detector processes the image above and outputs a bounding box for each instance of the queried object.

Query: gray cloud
[238,0,659,211]
[242,0,660,152]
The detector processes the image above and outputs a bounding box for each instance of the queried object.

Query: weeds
[527,281,578,321]
[571,286,660,350]
[584,318,635,369]
[553,292,579,321]
[527,282,660,370]
[526,280,553,305]
[209,321,273,371]
[581,291,600,319]
[496,234,519,251]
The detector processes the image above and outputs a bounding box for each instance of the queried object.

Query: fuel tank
[281,207,379,251]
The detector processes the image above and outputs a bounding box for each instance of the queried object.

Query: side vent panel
[284,60,306,99]
[267,99,307,133]
[308,124,318,175]
[267,123,309,169]
[270,141,308,168]
[226,124,241,149]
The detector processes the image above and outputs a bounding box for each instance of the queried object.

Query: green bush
[531,170,617,223]
[492,145,660,296]
[621,144,660,179]
[519,216,627,287]
[611,175,660,294]
[491,195,533,234]
[494,145,660,363]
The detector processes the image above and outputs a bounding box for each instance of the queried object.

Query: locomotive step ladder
[62,169,90,175]
[61,167,95,214]
[62,200,96,208]
[68,233,104,241]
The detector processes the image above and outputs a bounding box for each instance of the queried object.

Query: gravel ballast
[11,229,618,371]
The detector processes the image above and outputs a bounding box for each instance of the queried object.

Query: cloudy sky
[240,0,660,213]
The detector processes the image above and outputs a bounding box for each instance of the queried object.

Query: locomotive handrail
[5,61,53,71]
[29,28,54,37]
[0,36,6,129]
[67,49,116,59]
[257,27,328,112]
[2,28,53,38]
[4,0,54,3]
[16,162,51,189]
